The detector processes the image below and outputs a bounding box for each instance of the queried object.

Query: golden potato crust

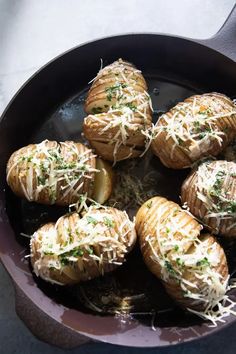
[136,196,228,312]
[151,93,236,169]
[31,207,137,285]
[83,58,153,162]
[181,160,236,237]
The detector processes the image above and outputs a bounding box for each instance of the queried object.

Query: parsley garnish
[196,257,210,267]
[91,106,103,114]
[105,83,127,101]
[86,216,98,225]
[176,258,184,267]
[164,260,176,276]
[103,216,115,228]
[37,176,46,185]
[126,102,137,111]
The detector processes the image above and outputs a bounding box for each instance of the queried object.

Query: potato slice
[92,158,114,204]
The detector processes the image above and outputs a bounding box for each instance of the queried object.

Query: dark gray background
[0,0,236,353]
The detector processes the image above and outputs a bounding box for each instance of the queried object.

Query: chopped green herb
[146,201,153,209]
[173,208,179,217]
[87,246,94,255]
[196,257,210,267]
[105,83,127,102]
[103,216,115,228]
[209,170,225,198]
[39,162,47,174]
[60,257,69,266]
[86,216,98,225]
[22,156,33,162]
[72,248,84,257]
[37,176,46,185]
[49,189,57,203]
[193,121,200,129]
[199,132,206,139]
[177,136,183,145]
[227,201,236,213]
[91,106,103,114]
[176,258,184,267]
[60,247,84,265]
[164,260,176,276]
[43,251,54,255]
[126,102,137,111]
[67,229,73,243]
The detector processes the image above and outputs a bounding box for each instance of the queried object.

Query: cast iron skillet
[0,6,236,348]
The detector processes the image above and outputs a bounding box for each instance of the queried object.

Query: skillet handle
[197,5,236,62]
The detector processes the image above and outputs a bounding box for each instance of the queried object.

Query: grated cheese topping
[193,160,236,233]
[86,59,153,162]
[31,207,135,284]
[7,140,98,203]
[145,199,236,325]
[153,94,236,158]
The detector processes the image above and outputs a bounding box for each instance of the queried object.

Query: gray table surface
[1,0,236,353]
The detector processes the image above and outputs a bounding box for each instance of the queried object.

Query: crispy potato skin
[83,58,152,161]
[181,160,236,237]
[151,93,236,169]
[6,140,96,206]
[31,208,136,285]
[136,196,228,311]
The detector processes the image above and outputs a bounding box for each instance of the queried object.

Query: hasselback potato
[83,58,153,162]
[6,140,113,206]
[151,93,236,169]
[136,196,229,314]
[31,207,137,285]
[181,160,236,237]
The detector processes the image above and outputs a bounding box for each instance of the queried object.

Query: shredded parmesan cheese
[145,201,236,325]
[31,207,135,284]
[191,160,236,234]
[7,140,98,203]
[85,59,153,162]
[153,94,236,158]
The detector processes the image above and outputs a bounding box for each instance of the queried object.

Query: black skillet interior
[2,34,236,339]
